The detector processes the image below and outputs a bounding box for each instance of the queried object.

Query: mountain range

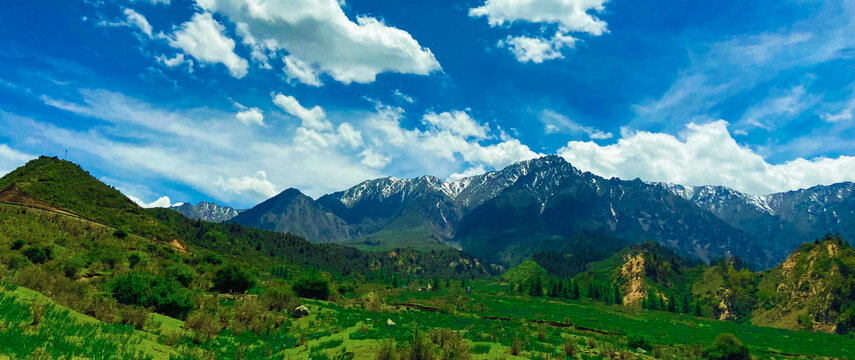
[187,155,853,269]
[170,201,244,223]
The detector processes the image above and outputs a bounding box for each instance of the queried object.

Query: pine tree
[530,274,543,297]
[570,279,580,300]
[668,293,679,312]
[613,284,623,305]
[694,300,703,317]
[433,277,440,291]
[682,294,692,314]
[391,275,399,288]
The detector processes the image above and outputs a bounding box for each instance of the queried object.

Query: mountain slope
[454,156,769,267]
[0,156,177,241]
[229,188,353,243]
[171,201,243,223]
[752,235,855,333]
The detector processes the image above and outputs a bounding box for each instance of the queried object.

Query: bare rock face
[292,305,310,318]
[621,253,647,305]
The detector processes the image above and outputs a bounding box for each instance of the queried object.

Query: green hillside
[0,156,177,241]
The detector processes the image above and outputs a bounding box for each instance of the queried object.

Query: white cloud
[359,147,390,168]
[97,8,153,38]
[283,56,322,87]
[540,109,612,139]
[738,85,817,130]
[195,0,441,84]
[498,32,576,63]
[155,53,192,69]
[128,195,173,208]
[392,89,414,104]
[272,94,331,131]
[215,170,278,199]
[422,110,490,139]
[22,87,541,205]
[235,107,264,126]
[447,165,487,182]
[123,8,153,38]
[365,104,540,171]
[557,120,855,195]
[167,12,248,78]
[470,0,609,36]
[0,144,33,177]
[821,88,855,123]
[130,0,170,4]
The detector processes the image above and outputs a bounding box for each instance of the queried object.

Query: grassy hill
[0,156,177,241]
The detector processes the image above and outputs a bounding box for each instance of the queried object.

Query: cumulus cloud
[215,170,278,199]
[540,109,612,139]
[0,144,33,177]
[283,56,322,87]
[447,165,488,182]
[195,0,441,84]
[498,32,577,63]
[365,104,540,171]
[155,53,192,69]
[235,107,264,126]
[470,0,608,35]
[24,86,542,205]
[167,12,248,78]
[128,195,173,208]
[273,94,331,131]
[558,120,855,195]
[422,110,489,139]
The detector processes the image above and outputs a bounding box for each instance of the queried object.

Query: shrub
[10,239,25,250]
[375,340,397,360]
[292,275,330,300]
[61,257,86,279]
[31,299,46,326]
[119,306,149,330]
[108,272,194,318]
[186,311,222,344]
[261,286,295,312]
[23,245,52,264]
[202,254,223,265]
[113,229,129,239]
[212,264,256,294]
[702,334,750,360]
[164,263,196,287]
[563,337,578,357]
[109,273,148,306]
[627,333,654,351]
[128,252,144,268]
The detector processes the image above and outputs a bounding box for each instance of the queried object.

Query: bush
[10,239,25,250]
[61,257,86,279]
[186,311,222,344]
[202,254,223,265]
[627,333,654,351]
[212,264,256,294]
[108,272,194,318]
[292,275,330,300]
[118,306,149,330]
[261,286,295,312]
[23,246,53,264]
[113,229,129,239]
[127,252,144,268]
[164,263,196,287]
[702,334,750,360]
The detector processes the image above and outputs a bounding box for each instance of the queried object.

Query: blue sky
[1,0,855,208]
